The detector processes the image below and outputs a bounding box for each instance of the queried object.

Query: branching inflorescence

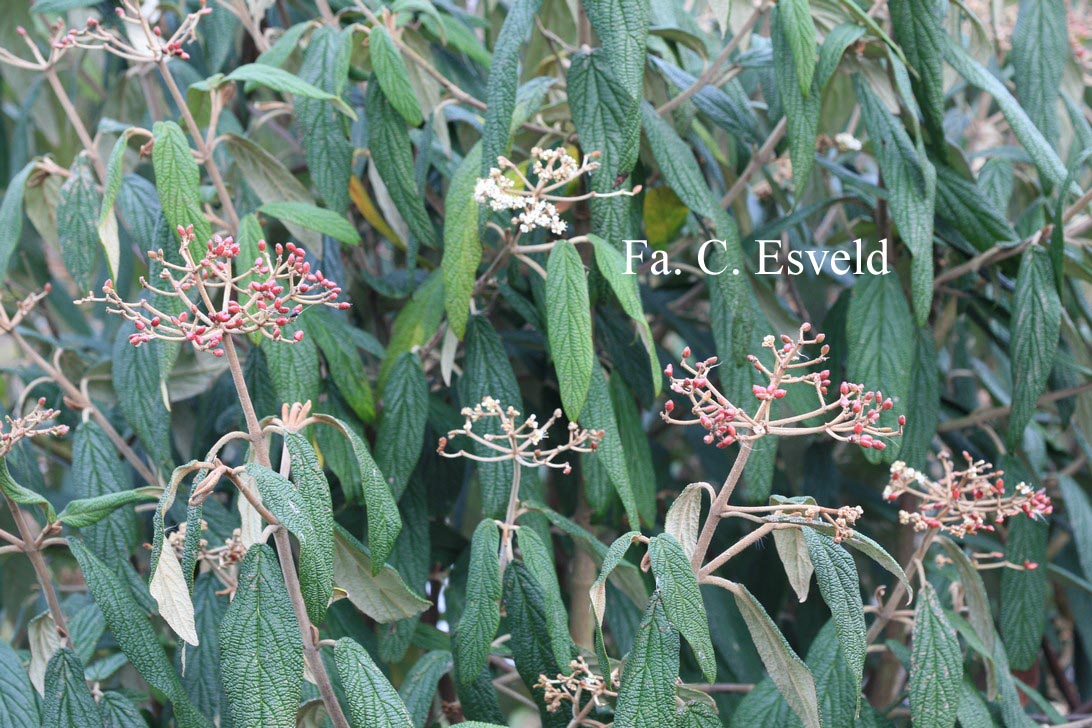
[80,226,348,356]
[661,323,904,450]
[884,452,1053,539]
[0,400,68,459]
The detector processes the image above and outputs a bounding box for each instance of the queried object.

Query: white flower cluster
[531,146,583,182]
[473,168,568,235]
[835,132,863,152]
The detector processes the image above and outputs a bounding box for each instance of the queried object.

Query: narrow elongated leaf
[221,544,303,728]
[57,155,101,291]
[224,64,355,117]
[334,637,413,727]
[57,487,160,527]
[295,26,352,214]
[503,562,567,728]
[99,691,147,728]
[899,329,939,468]
[0,637,38,727]
[113,328,171,462]
[70,421,138,566]
[582,362,641,526]
[442,144,483,339]
[780,0,816,96]
[370,27,423,126]
[480,0,543,175]
[802,529,865,705]
[516,527,572,668]
[183,572,229,724]
[365,79,436,250]
[890,0,945,145]
[615,592,679,727]
[314,414,401,569]
[650,56,760,143]
[259,201,360,245]
[308,308,376,423]
[331,523,430,623]
[934,165,1018,251]
[1011,0,1067,143]
[68,539,210,728]
[245,463,333,626]
[1008,245,1060,444]
[375,352,428,500]
[846,272,914,463]
[265,323,321,409]
[772,6,818,194]
[909,584,962,728]
[0,458,55,521]
[98,131,135,280]
[399,650,452,728]
[546,240,594,420]
[152,121,210,257]
[42,649,100,726]
[665,485,705,562]
[732,584,820,728]
[640,102,718,220]
[581,0,648,101]
[1060,475,1092,581]
[774,527,813,603]
[285,432,336,624]
[647,534,716,682]
[455,520,501,685]
[0,161,34,275]
[1000,514,1048,670]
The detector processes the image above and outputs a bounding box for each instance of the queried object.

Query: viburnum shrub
[0,0,1089,726]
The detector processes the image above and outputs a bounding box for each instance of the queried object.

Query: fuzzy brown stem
[690,444,753,572]
[3,494,70,647]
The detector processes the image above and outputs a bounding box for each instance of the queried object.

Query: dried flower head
[534,656,617,714]
[80,225,348,357]
[437,396,602,473]
[0,399,68,458]
[473,147,639,236]
[662,323,904,450]
[0,285,52,334]
[885,452,1052,538]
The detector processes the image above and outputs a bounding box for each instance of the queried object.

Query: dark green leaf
[1000,515,1048,670]
[615,591,679,727]
[224,64,355,117]
[152,120,210,259]
[370,27,423,127]
[546,240,594,420]
[335,637,413,727]
[57,155,100,292]
[399,650,452,728]
[909,583,962,728]
[1010,0,1067,144]
[258,201,360,245]
[0,160,34,276]
[455,520,501,685]
[285,432,336,624]
[504,562,567,727]
[42,648,100,727]
[0,636,39,727]
[375,352,428,500]
[442,144,483,339]
[1008,245,1061,444]
[647,533,715,682]
[296,26,353,214]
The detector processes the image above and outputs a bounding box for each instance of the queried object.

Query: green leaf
[909,583,962,728]
[0,160,34,276]
[375,352,428,500]
[0,458,55,521]
[773,526,813,603]
[583,362,641,526]
[591,234,660,396]
[220,544,303,728]
[650,57,760,143]
[308,308,376,423]
[609,374,658,524]
[1010,0,1067,144]
[898,328,939,469]
[183,572,229,724]
[331,523,431,623]
[936,540,997,692]
[365,79,436,250]
[771,6,819,194]
[265,320,321,406]
[399,650,452,728]
[640,102,718,220]
[42,648,100,727]
[442,144,483,339]
[503,562,568,728]
[370,27,423,127]
[780,0,816,97]
[1008,245,1060,444]
[99,691,147,728]
[0,636,39,727]
[647,534,715,682]
[941,35,1068,188]
[934,165,1018,252]
[615,592,680,727]
[1000,515,1048,670]
[582,0,648,101]
[515,527,572,669]
[480,0,543,175]
[335,637,413,727]
[732,584,820,728]
[224,63,356,117]
[546,240,594,419]
[855,75,936,324]
[152,120,210,259]
[802,529,865,706]
[113,328,171,462]
[68,538,210,728]
[57,155,101,292]
[285,432,336,624]
[1060,475,1092,581]
[314,414,401,569]
[57,487,161,527]
[245,463,333,625]
[258,201,360,245]
[98,132,133,280]
[296,26,353,214]
[455,520,501,685]
[456,315,525,518]
[890,0,946,146]
[846,272,914,463]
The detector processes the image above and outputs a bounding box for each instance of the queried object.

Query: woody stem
[3,494,70,648]
[866,528,938,644]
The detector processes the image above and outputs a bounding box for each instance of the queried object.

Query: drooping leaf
[455,520,502,685]
[112,326,171,462]
[516,527,572,668]
[42,648,100,727]
[1000,514,1048,670]
[0,636,38,727]
[331,523,431,623]
[57,155,101,291]
[0,458,55,521]
[399,650,452,728]
[898,328,939,468]
[308,307,376,423]
[369,27,423,127]
[442,144,483,339]
[581,361,641,526]
[0,161,34,276]
[890,0,946,146]
[647,533,716,682]
[771,6,818,195]
[285,432,336,624]
[909,583,962,728]
[375,352,428,500]
[1010,0,1067,144]
[780,0,816,97]
[615,591,680,727]
[258,201,360,245]
[223,63,355,117]
[503,562,568,728]
[220,544,304,728]
[1008,245,1060,444]
[295,26,352,214]
[334,637,413,727]
[152,120,210,259]
[773,526,813,603]
[546,240,594,420]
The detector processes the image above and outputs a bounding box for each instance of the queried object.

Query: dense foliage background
[0,0,1090,725]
